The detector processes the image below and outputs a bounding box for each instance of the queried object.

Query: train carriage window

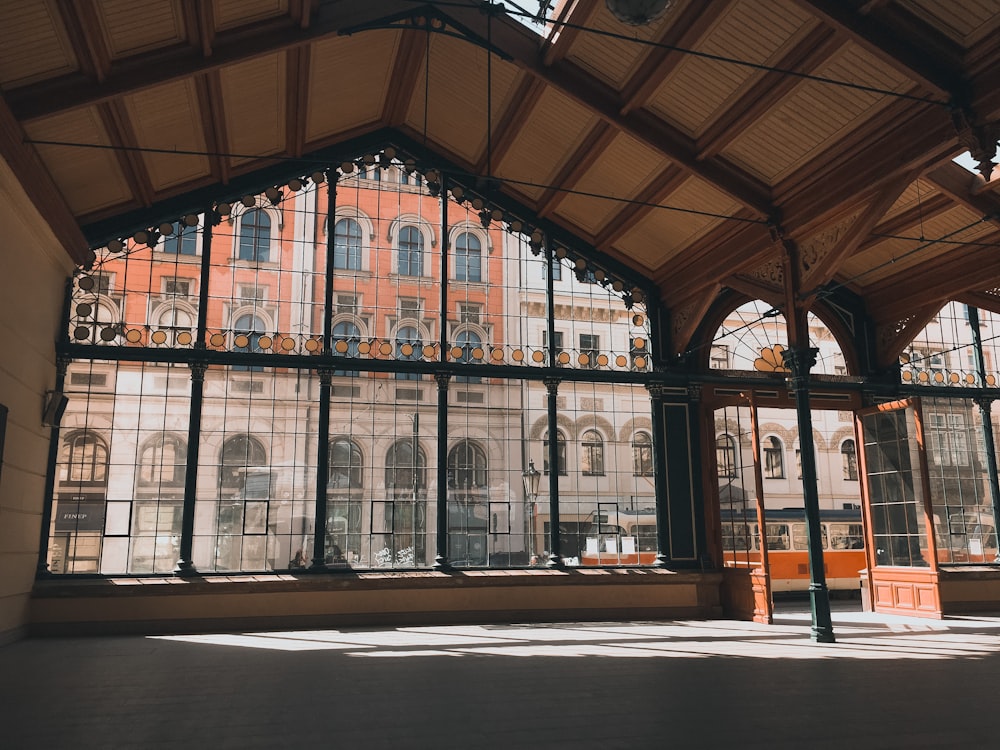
[793,522,831,550]
[828,522,864,550]
[722,522,751,551]
[765,523,790,550]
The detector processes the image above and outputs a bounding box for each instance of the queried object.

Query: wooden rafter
[444,3,774,218]
[541,0,595,66]
[194,72,230,184]
[925,162,1000,225]
[0,96,89,262]
[776,100,955,233]
[536,121,616,218]
[853,192,953,255]
[55,0,111,82]
[866,229,1000,322]
[618,0,728,116]
[98,100,154,207]
[793,0,959,97]
[382,29,427,126]
[799,170,920,294]
[659,218,774,298]
[474,75,545,176]
[286,46,310,159]
[696,25,840,159]
[592,164,687,248]
[7,0,414,121]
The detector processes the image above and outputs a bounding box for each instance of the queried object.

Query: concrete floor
[2,602,999,749]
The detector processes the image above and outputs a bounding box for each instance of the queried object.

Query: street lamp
[522,460,540,562]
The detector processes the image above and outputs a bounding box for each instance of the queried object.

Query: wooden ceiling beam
[793,0,960,97]
[925,161,1000,224]
[55,0,111,83]
[181,0,215,57]
[98,101,154,208]
[0,94,90,262]
[852,192,953,254]
[382,28,427,126]
[536,121,617,218]
[659,218,775,299]
[593,164,688,248]
[618,0,728,116]
[286,46,310,159]
[866,229,1000,322]
[541,0,596,66]
[6,0,415,121]
[474,75,545,176]
[193,72,230,184]
[444,3,774,218]
[798,170,917,296]
[696,25,840,160]
[776,100,955,233]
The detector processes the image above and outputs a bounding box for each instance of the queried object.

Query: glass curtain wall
[47,146,657,574]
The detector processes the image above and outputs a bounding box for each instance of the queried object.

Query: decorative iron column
[310,368,332,569]
[782,346,835,642]
[967,305,1000,549]
[175,361,206,576]
[647,382,671,567]
[544,377,563,567]
[175,206,215,576]
[434,372,451,569]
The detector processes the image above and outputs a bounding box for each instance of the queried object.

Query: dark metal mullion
[648,383,671,567]
[312,175,339,569]
[175,207,216,575]
[967,305,1000,549]
[543,237,562,567]
[435,173,451,569]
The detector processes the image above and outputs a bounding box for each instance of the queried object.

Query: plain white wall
[0,155,75,643]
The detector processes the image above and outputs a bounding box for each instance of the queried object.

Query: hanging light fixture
[605,0,674,26]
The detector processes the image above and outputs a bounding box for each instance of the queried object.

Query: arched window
[238,209,271,262]
[841,439,858,480]
[163,222,198,255]
[454,232,482,282]
[581,430,605,476]
[447,440,488,489]
[332,320,361,377]
[61,432,109,484]
[219,434,267,491]
[329,438,363,489]
[763,436,784,479]
[395,325,422,381]
[138,434,187,487]
[233,314,265,371]
[632,431,652,476]
[543,429,566,476]
[385,439,426,496]
[398,226,423,276]
[455,330,482,383]
[333,218,362,270]
[717,434,737,478]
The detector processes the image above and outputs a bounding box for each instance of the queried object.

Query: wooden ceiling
[3,0,1000,359]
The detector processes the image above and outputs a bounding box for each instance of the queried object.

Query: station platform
[2,601,998,749]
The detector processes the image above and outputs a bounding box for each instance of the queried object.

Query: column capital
[646,382,666,401]
[317,367,333,385]
[781,346,818,389]
[543,377,560,395]
[188,362,207,381]
[434,371,451,389]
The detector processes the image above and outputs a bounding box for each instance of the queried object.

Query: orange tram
[719,508,865,592]
[578,508,866,593]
